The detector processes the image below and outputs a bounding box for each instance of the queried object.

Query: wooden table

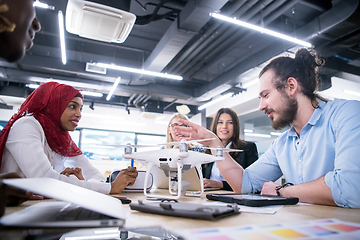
[1,189,360,239]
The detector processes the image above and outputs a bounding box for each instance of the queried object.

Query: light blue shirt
[241,99,360,208]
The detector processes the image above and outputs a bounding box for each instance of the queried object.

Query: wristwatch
[275,182,294,196]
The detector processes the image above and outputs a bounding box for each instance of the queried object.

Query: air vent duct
[65,0,136,43]
[86,62,107,74]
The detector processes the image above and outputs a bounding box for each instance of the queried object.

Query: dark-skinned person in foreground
[0,0,137,217]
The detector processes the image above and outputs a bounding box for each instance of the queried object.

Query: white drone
[118,139,242,199]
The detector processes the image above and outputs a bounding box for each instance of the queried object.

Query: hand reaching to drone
[177,119,223,148]
[110,167,138,194]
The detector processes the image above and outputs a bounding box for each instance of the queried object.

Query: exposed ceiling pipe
[169,0,263,75]
[141,95,152,104]
[140,0,228,75]
[193,0,359,99]
[300,0,332,12]
[128,93,137,105]
[133,94,144,106]
[179,0,302,79]
[137,94,148,104]
[186,0,301,80]
[164,0,250,73]
[180,0,277,78]
[163,99,178,110]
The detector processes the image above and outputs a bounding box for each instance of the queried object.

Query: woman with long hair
[0,82,138,194]
[203,108,258,190]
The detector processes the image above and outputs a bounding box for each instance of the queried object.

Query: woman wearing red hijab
[0,81,138,194]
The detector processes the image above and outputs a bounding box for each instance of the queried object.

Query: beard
[267,93,298,130]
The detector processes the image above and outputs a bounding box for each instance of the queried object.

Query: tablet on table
[206,193,299,207]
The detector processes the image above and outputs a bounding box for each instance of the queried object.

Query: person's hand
[260,181,279,196]
[0,172,44,217]
[60,167,85,180]
[110,167,138,194]
[203,178,223,189]
[176,119,222,147]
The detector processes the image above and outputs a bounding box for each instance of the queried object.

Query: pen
[131,158,134,168]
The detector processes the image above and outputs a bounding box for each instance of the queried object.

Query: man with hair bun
[176,48,360,208]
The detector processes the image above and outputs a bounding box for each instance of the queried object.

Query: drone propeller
[202,146,243,152]
[100,138,217,149]
[160,138,217,146]
[99,144,159,148]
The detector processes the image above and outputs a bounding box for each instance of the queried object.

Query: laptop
[151,167,220,192]
[0,178,125,228]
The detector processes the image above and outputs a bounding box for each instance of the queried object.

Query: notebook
[0,178,126,228]
[151,167,220,191]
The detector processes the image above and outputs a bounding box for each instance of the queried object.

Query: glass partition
[136,134,166,152]
[81,128,135,161]
[69,130,80,147]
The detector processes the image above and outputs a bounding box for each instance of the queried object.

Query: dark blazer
[202,141,258,191]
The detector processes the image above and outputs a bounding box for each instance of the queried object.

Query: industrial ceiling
[0,0,360,119]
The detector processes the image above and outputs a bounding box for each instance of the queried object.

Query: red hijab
[0,82,83,169]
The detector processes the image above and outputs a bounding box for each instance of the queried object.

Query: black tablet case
[206,193,299,207]
[129,200,240,221]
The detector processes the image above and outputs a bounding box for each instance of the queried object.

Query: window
[0,121,6,131]
[136,134,166,152]
[81,129,135,161]
[69,130,80,146]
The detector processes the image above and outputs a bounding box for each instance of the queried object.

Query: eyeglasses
[169,123,188,130]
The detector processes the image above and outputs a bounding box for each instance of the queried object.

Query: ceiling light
[198,93,232,111]
[33,0,54,10]
[244,129,253,133]
[106,77,121,101]
[245,132,271,138]
[95,63,183,81]
[80,91,103,97]
[210,12,312,48]
[344,90,360,97]
[27,84,40,89]
[58,11,67,65]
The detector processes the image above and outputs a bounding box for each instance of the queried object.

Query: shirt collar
[286,101,326,138]
[308,100,326,125]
